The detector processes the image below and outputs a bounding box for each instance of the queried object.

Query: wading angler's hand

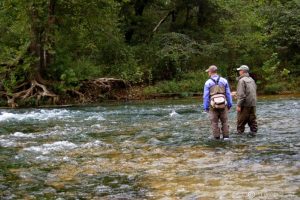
[231,91,237,99]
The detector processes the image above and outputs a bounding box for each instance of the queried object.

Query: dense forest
[0,0,299,107]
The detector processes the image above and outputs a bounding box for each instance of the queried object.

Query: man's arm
[237,79,246,107]
[225,82,233,109]
[203,82,210,111]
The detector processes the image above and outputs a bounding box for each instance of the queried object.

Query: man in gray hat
[236,65,258,137]
[203,65,233,140]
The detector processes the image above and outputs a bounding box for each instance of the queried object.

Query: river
[0,96,299,199]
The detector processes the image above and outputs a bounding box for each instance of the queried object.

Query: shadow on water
[0,96,299,199]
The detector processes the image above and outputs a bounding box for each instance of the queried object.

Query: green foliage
[0,98,7,107]
[0,0,299,100]
[48,0,122,80]
[143,70,207,95]
[262,53,290,81]
[264,83,285,95]
[265,0,300,75]
[289,76,300,93]
[0,48,32,93]
[262,53,281,81]
[149,32,201,80]
[261,53,292,94]
[101,43,144,84]
[71,59,103,81]
[217,0,270,72]
[0,1,32,92]
[60,69,78,86]
[119,63,144,84]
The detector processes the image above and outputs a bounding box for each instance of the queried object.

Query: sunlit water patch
[0,97,299,199]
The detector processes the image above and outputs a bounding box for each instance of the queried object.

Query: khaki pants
[237,106,257,134]
[209,108,229,138]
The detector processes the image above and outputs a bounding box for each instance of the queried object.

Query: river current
[0,97,299,199]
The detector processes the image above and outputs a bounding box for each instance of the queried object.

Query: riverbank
[1,68,299,108]
[1,87,299,109]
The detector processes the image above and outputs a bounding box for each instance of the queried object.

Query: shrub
[149,33,201,81]
[261,53,294,94]
[263,83,285,95]
[143,70,208,95]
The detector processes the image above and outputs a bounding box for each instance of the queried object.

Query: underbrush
[143,71,208,96]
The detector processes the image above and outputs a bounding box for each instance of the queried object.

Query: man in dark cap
[236,65,258,137]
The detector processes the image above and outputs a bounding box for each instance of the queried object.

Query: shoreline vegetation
[0,1,299,108]
[1,71,299,108]
[0,82,299,109]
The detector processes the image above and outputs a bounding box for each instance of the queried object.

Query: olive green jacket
[237,73,257,107]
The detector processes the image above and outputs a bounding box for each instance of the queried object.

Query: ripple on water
[84,115,106,121]
[22,140,112,155]
[0,138,18,147]
[23,141,78,155]
[11,132,36,138]
[82,140,112,148]
[94,185,112,195]
[0,109,71,122]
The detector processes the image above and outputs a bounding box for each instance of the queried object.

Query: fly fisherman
[236,65,258,137]
[203,65,233,140]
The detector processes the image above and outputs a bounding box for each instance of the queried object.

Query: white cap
[237,65,249,71]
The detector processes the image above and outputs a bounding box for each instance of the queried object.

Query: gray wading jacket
[237,73,257,107]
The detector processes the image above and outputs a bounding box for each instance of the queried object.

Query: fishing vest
[209,76,227,109]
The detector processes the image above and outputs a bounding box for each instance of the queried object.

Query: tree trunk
[185,6,191,26]
[44,0,56,71]
[28,0,56,83]
[28,5,44,81]
[125,0,148,43]
[153,11,173,33]
[197,0,208,26]
[5,1,58,107]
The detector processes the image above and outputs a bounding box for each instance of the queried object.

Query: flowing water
[0,97,299,199]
